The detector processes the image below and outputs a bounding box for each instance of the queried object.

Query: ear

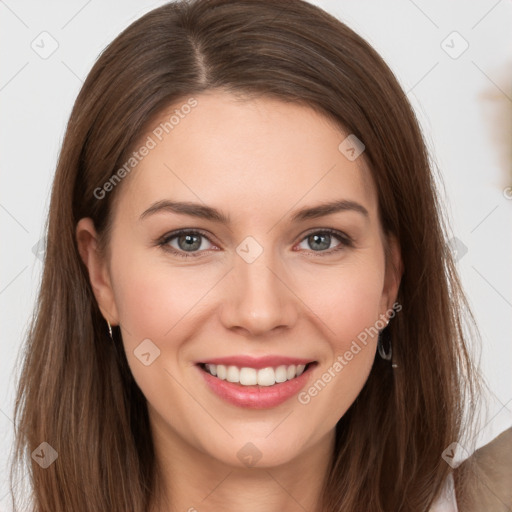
[76,217,119,325]
[379,233,403,320]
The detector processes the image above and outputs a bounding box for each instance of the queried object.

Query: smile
[196,360,318,409]
[200,362,312,386]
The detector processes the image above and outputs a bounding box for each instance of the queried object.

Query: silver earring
[107,319,113,339]
[377,323,392,361]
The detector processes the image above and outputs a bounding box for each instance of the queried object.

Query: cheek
[109,253,214,412]
[292,256,385,345]
[111,254,213,345]
[300,347,375,433]
[291,258,383,421]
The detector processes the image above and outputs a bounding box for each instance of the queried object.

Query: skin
[77,91,402,511]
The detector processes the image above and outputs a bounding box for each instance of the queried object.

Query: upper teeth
[204,364,307,386]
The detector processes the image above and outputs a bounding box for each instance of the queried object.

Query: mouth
[197,361,317,387]
[196,360,318,409]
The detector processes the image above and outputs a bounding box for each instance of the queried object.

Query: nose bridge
[221,234,297,335]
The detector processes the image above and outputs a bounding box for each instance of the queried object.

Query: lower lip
[197,364,316,409]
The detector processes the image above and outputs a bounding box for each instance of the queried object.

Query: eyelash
[157,228,354,259]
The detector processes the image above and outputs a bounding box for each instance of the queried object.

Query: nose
[219,242,299,337]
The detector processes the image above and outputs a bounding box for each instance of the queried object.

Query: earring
[106,319,113,339]
[377,322,392,361]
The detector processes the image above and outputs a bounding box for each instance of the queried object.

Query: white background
[1,0,511,507]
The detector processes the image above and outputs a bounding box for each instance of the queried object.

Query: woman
[9,0,482,510]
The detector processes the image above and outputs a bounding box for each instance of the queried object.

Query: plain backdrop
[1,0,511,507]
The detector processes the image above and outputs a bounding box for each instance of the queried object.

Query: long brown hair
[9,0,482,510]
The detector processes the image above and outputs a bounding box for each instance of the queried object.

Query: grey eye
[166,232,213,253]
[298,232,342,252]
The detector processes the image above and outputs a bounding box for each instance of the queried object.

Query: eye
[158,229,216,258]
[157,228,354,259]
[296,229,354,256]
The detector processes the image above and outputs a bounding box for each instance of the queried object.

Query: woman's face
[78,91,401,470]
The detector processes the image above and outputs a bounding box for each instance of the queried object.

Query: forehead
[114,91,379,225]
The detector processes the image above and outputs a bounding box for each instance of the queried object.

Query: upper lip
[198,355,316,369]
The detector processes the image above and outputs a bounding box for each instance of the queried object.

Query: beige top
[454,427,512,511]
[430,427,512,511]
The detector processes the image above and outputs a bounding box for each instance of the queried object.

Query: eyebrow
[139,199,369,223]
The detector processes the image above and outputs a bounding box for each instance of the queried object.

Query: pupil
[179,234,200,251]
[310,233,330,251]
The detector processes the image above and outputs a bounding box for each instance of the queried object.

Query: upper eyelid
[161,228,217,246]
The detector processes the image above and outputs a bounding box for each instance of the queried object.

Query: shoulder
[454,427,512,511]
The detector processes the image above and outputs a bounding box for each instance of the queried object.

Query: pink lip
[197,362,317,409]
[198,355,314,369]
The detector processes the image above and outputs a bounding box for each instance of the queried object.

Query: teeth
[257,367,275,386]
[216,364,226,380]
[275,365,288,383]
[240,367,257,385]
[204,363,308,386]
[226,365,239,383]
